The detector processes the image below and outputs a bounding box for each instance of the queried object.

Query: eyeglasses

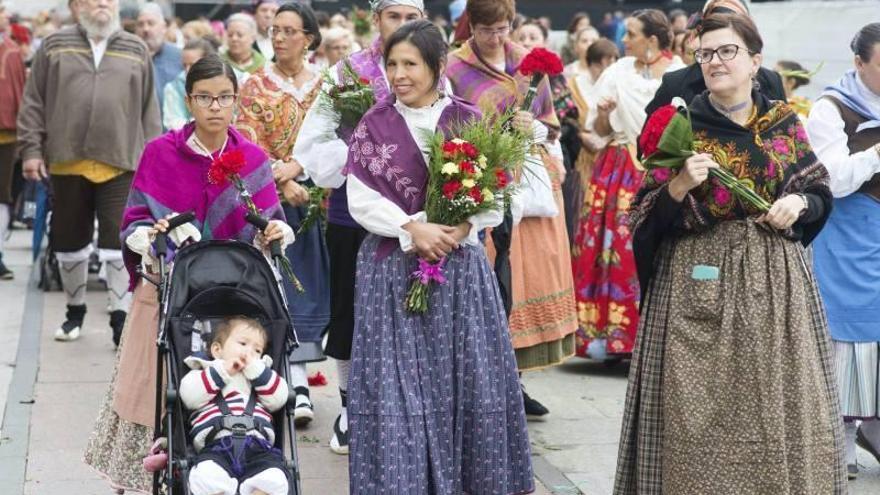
[189,94,237,108]
[268,26,305,39]
[474,25,511,39]
[694,44,753,64]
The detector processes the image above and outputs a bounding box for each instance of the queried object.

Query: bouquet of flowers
[208,150,305,292]
[639,103,771,212]
[319,60,375,131]
[405,113,529,313]
[297,186,328,235]
[516,47,564,111]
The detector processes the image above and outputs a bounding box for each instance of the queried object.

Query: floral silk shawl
[446,40,559,132]
[236,66,322,162]
[631,91,832,244]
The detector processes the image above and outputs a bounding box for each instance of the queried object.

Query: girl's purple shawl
[121,123,284,287]
[345,95,481,258]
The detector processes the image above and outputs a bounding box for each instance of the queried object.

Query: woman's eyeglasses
[694,44,753,64]
[189,94,237,108]
[269,26,305,39]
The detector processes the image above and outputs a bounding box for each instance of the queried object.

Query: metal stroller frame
[147,212,303,495]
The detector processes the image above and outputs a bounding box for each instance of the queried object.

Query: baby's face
[212,325,266,363]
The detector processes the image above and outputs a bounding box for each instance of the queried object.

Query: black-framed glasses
[189,94,237,108]
[694,44,753,64]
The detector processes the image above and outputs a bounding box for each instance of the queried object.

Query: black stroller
[148,213,302,495]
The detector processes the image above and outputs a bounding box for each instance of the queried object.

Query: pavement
[1,227,879,495]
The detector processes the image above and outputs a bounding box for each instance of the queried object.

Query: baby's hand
[224,356,246,376]
[243,354,269,381]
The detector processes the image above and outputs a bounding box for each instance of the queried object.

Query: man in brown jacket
[0,1,25,281]
[17,0,161,345]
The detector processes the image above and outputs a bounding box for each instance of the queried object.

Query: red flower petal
[442,180,462,199]
[638,105,678,158]
[517,47,564,77]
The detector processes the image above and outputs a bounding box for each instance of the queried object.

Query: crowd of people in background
[1,0,879,494]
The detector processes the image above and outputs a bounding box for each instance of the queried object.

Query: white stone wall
[752,0,880,99]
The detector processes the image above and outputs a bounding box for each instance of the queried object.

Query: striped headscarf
[370,0,424,13]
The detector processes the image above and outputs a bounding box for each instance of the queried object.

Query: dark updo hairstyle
[383,19,447,90]
[851,22,880,62]
[631,9,673,51]
[698,13,763,55]
[275,2,322,51]
[185,53,238,94]
[777,60,809,89]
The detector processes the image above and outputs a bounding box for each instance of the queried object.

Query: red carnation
[459,160,476,174]
[517,47,564,77]
[495,169,510,188]
[468,187,483,204]
[442,141,459,157]
[442,180,462,199]
[207,150,247,184]
[461,142,478,159]
[639,105,678,158]
[358,77,370,85]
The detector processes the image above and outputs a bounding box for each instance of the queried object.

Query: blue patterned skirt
[348,235,534,494]
[282,203,330,360]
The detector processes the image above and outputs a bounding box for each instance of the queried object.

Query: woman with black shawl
[613,14,846,494]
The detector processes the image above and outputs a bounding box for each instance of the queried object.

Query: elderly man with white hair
[136,2,181,118]
[17,0,161,346]
[293,0,428,457]
[223,12,264,84]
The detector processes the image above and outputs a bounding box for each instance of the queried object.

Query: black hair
[522,19,549,41]
[631,9,674,51]
[182,38,217,56]
[777,60,809,89]
[185,53,238,95]
[699,13,763,55]
[383,19,447,90]
[315,10,331,29]
[851,23,880,62]
[275,2,322,51]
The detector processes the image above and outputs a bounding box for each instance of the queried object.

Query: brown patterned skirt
[614,219,846,494]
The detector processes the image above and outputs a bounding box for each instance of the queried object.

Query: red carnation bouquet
[639,104,771,212]
[319,60,375,131]
[516,47,564,111]
[207,150,304,292]
[405,113,529,313]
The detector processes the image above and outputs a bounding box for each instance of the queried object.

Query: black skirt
[323,222,368,360]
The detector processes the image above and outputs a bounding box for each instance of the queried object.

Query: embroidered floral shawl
[446,40,559,132]
[345,95,481,258]
[121,123,284,286]
[631,91,832,243]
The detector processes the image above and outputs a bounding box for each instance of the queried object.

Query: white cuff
[397,211,426,252]
[168,222,201,247]
[126,226,153,258]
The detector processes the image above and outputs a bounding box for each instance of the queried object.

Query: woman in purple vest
[344,20,533,494]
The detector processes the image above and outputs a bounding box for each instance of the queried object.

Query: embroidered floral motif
[355,134,419,198]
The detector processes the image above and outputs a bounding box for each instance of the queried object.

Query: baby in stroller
[180,316,290,495]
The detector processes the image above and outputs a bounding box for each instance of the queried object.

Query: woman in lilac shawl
[84,55,291,493]
[344,21,534,494]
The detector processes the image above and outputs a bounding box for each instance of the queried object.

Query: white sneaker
[293,387,314,427]
[329,415,349,455]
[54,323,81,341]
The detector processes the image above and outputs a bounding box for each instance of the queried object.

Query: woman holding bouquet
[614,14,845,493]
[447,0,578,419]
[84,54,292,493]
[345,20,533,493]
[570,9,684,360]
[235,1,329,428]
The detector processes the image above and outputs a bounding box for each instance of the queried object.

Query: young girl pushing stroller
[181,316,290,495]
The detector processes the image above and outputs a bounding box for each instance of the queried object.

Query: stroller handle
[245,212,283,259]
[155,211,196,259]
